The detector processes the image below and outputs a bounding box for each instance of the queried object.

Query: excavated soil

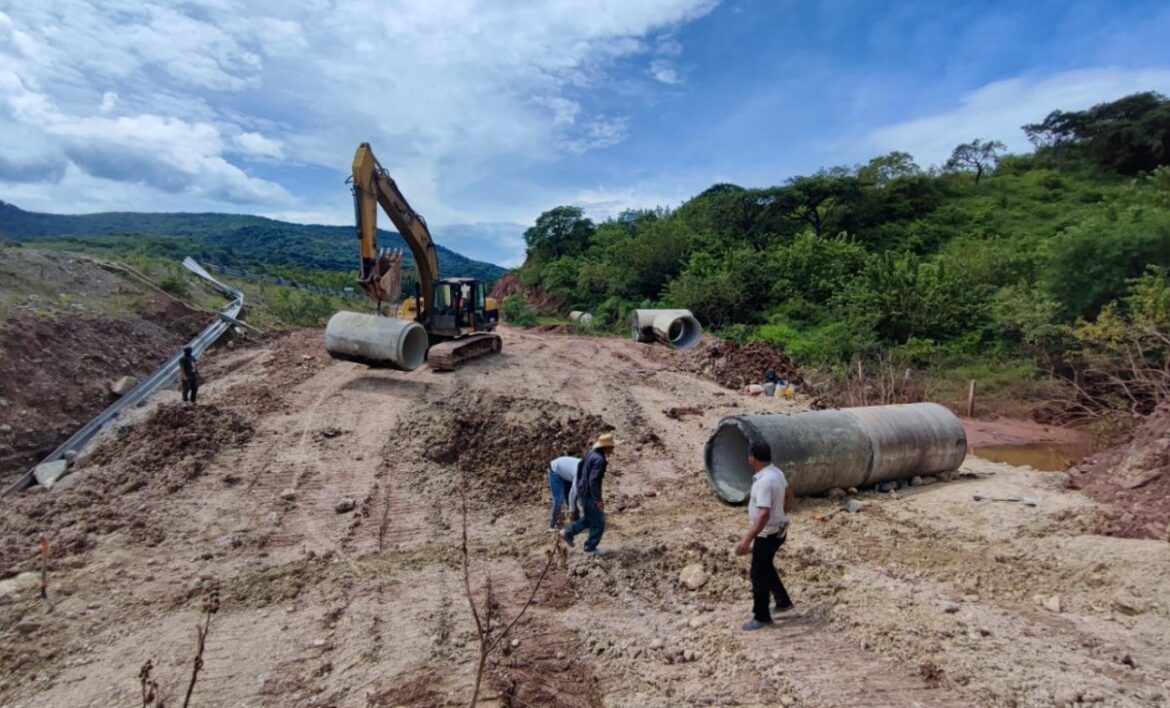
[1065,403,1170,540]
[1,325,1169,708]
[406,393,611,506]
[669,338,805,391]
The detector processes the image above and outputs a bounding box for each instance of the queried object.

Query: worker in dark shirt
[180,346,200,405]
[561,432,615,556]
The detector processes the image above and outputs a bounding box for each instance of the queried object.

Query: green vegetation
[500,294,539,327]
[516,92,1170,418]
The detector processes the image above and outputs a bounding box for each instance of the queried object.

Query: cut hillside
[0,248,208,484]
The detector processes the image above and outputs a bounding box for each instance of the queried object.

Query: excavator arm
[351,142,439,313]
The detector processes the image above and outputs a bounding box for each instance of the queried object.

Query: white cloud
[0,0,718,237]
[864,67,1170,168]
[650,59,683,85]
[234,131,285,160]
[98,91,118,114]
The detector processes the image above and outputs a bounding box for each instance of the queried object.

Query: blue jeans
[548,469,572,529]
[565,496,605,551]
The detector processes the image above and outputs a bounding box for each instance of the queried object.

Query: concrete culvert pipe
[704,402,967,503]
[324,311,429,371]
[630,309,702,349]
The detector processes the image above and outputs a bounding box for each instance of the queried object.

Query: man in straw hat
[561,432,614,556]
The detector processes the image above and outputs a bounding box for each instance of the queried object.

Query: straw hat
[593,433,615,450]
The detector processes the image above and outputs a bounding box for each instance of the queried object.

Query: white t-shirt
[748,464,789,537]
[549,456,581,509]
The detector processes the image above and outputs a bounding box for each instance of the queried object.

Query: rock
[0,424,10,433]
[779,696,795,707]
[1052,687,1081,706]
[69,446,95,470]
[843,500,862,514]
[649,638,664,651]
[110,376,137,397]
[334,498,356,514]
[941,601,960,614]
[510,638,520,649]
[1112,592,1144,616]
[678,564,708,590]
[33,460,69,489]
[920,476,939,486]
[1044,594,1063,614]
[746,384,764,396]
[63,450,78,462]
[310,639,327,648]
[0,572,41,604]
[683,649,696,662]
[688,616,706,629]
[910,476,924,487]
[877,481,896,492]
[846,487,858,495]
[280,489,297,502]
[937,471,952,482]
[827,488,846,499]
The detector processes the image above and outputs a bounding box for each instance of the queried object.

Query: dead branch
[461,471,560,708]
[181,586,220,708]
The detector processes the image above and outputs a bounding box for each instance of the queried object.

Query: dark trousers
[751,532,793,623]
[564,496,605,551]
[182,378,199,404]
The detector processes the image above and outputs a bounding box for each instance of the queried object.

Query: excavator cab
[428,278,499,338]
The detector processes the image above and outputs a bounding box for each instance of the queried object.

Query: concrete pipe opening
[631,309,702,348]
[324,311,429,371]
[704,419,757,504]
[653,311,701,349]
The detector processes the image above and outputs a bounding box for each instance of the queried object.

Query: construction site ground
[1,326,1168,707]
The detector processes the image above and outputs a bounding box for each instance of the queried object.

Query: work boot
[585,547,610,557]
[773,602,795,614]
[560,530,575,548]
[741,618,773,631]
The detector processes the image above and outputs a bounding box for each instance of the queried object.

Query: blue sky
[2,1,1169,267]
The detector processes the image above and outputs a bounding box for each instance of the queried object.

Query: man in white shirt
[734,440,795,630]
[547,455,580,530]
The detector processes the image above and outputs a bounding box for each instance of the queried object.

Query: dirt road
[1,326,1168,707]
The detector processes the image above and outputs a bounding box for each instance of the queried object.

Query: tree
[857,152,921,186]
[944,139,1006,184]
[1024,92,1170,175]
[523,206,595,262]
[767,174,862,238]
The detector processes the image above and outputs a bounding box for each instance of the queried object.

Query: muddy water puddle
[971,443,1090,471]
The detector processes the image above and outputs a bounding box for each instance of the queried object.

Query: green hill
[0,203,506,286]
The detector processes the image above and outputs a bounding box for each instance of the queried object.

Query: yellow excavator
[323,143,502,371]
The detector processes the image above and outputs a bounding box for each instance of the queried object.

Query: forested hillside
[0,205,506,286]
[517,92,1170,420]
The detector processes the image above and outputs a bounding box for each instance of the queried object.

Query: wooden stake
[966,380,977,418]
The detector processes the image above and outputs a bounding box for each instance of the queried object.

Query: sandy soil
[1,325,1168,707]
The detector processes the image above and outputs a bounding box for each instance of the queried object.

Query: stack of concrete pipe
[630,309,702,349]
[324,311,429,371]
[704,402,967,503]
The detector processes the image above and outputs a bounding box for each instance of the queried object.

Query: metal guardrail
[203,263,362,299]
[1,258,245,497]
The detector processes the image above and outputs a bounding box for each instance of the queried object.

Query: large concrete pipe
[569,311,594,326]
[324,311,429,371]
[630,309,702,349]
[704,402,967,503]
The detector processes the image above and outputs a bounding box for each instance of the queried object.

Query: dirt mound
[0,402,254,573]
[211,329,328,415]
[405,394,611,506]
[1065,403,1170,539]
[672,339,804,391]
[488,272,565,313]
[93,403,253,489]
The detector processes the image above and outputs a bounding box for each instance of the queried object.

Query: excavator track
[426,332,502,371]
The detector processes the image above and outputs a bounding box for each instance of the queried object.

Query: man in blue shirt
[561,432,614,556]
[547,455,580,530]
